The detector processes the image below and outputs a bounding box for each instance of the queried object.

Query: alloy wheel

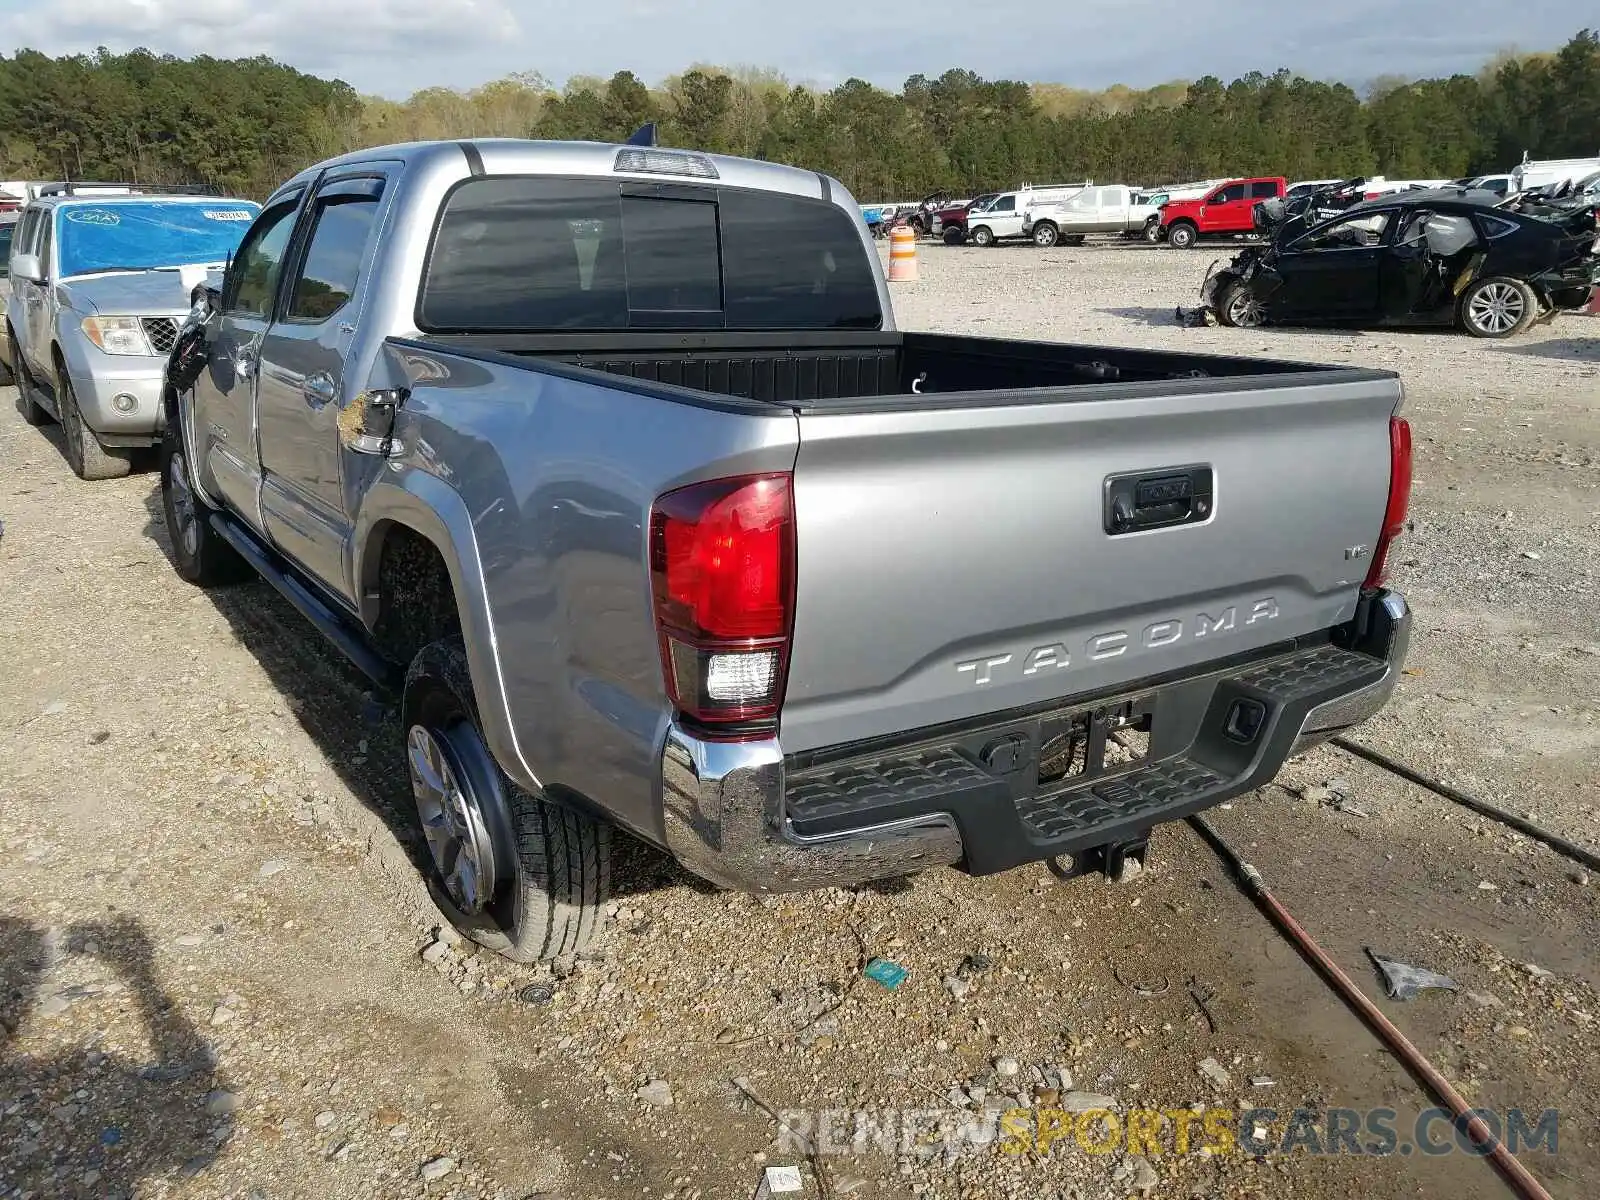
[407,723,500,914]
[1467,282,1526,335]
[167,448,200,558]
[1226,287,1265,327]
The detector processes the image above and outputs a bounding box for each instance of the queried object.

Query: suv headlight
[81,315,154,356]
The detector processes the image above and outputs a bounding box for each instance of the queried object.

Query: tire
[159,418,249,586]
[9,327,51,426]
[56,367,132,480]
[1032,222,1059,248]
[1142,219,1162,243]
[403,638,610,963]
[1167,222,1198,249]
[970,226,995,247]
[910,216,928,237]
[1459,276,1536,339]
[1062,234,1086,247]
[1217,279,1266,328]
[942,227,966,246]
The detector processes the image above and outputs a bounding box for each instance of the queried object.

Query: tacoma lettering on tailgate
[956,598,1279,686]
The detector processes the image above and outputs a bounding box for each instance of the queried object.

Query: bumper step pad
[1015,756,1225,843]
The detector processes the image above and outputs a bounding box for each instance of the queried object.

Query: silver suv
[4,186,259,479]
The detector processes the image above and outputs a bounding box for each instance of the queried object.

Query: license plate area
[1033,698,1154,788]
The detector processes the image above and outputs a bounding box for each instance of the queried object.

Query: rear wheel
[57,368,133,480]
[1459,276,1536,339]
[942,227,966,246]
[1142,219,1163,243]
[1217,280,1266,328]
[1032,222,1059,248]
[1167,221,1198,249]
[403,638,610,963]
[1062,234,1086,247]
[970,225,995,247]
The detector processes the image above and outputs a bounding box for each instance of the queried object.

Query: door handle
[302,372,336,408]
[233,347,257,379]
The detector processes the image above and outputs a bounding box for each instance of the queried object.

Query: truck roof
[27,192,256,211]
[272,139,848,208]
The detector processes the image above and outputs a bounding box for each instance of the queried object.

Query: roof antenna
[626,122,658,147]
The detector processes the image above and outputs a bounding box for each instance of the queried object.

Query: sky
[0,0,1583,99]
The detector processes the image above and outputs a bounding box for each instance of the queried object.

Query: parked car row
[8,137,1418,967]
[861,155,1600,255]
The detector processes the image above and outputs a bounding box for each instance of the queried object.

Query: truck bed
[408,329,1384,411]
[390,329,1400,758]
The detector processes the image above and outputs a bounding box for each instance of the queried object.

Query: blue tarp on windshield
[56,200,260,278]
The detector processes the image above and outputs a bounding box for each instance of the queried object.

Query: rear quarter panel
[358,342,800,845]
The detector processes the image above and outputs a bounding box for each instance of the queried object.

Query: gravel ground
[2,239,1597,1200]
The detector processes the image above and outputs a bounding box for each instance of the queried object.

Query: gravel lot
[2,239,1597,1200]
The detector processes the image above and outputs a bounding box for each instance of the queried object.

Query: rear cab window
[418,177,882,332]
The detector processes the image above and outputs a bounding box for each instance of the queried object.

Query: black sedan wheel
[1218,281,1266,328]
[1459,276,1536,339]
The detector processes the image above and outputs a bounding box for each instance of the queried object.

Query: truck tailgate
[781,375,1402,755]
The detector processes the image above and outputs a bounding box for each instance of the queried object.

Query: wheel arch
[354,478,545,795]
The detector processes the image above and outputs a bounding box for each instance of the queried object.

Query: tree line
[1,30,1596,203]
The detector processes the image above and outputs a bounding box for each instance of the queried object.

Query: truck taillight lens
[650,473,794,733]
[1364,416,1413,589]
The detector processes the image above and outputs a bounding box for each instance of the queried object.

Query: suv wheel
[970,226,995,247]
[57,368,133,480]
[403,638,610,963]
[9,329,51,426]
[1032,222,1059,248]
[1459,276,1536,339]
[1167,222,1198,249]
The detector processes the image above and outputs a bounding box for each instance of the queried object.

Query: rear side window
[419,176,882,332]
[1250,181,1279,199]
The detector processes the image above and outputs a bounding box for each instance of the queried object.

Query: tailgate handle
[1105,465,1214,535]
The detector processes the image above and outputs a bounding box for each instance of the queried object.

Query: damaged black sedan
[1195,188,1600,338]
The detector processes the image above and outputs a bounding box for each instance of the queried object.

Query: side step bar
[208,512,400,690]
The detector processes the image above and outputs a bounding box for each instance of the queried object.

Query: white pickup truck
[1021,185,1162,247]
[962,183,1093,246]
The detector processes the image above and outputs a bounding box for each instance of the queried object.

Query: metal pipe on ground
[1331,736,1600,874]
[1188,813,1555,1200]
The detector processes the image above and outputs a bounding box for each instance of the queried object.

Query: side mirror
[10,253,43,283]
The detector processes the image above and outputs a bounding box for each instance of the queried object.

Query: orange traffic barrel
[887,225,919,282]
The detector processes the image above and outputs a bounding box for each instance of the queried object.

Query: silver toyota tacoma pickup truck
[158,138,1414,963]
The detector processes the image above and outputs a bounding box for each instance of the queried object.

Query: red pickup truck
[1160,177,1285,248]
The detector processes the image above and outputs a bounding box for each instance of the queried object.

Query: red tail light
[1364,416,1413,589]
[650,473,794,734]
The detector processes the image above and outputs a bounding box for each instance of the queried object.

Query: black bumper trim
[784,642,1392,877]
